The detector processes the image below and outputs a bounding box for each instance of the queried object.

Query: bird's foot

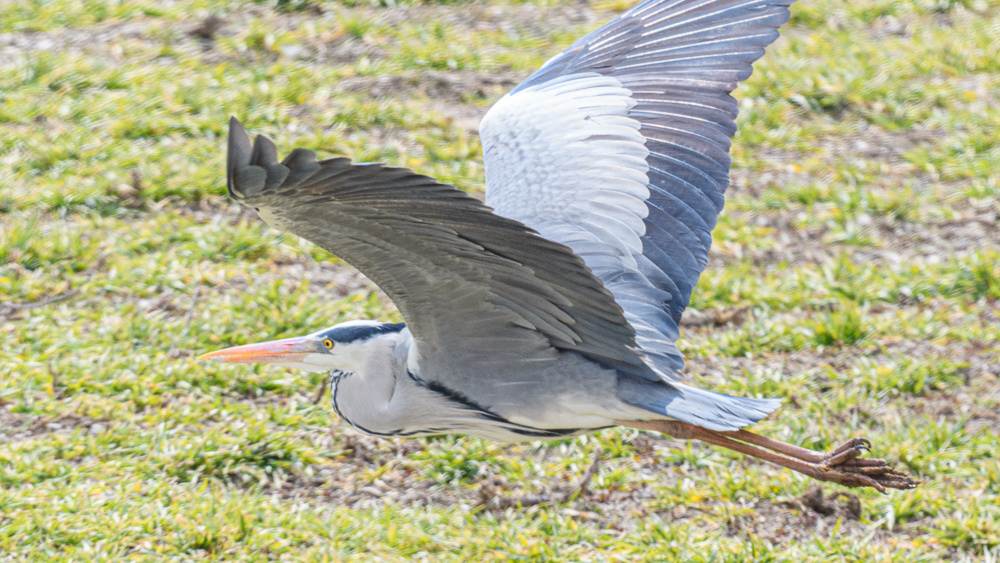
[619,420,918,493]
[799,438,917,493]
[721,430,918,492]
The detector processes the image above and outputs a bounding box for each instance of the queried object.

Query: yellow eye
[323,339,334,349]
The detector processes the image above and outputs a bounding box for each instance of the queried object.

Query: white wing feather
[481,74,652,258]
[480,0,796,377]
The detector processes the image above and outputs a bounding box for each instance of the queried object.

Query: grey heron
[200,0,917,492]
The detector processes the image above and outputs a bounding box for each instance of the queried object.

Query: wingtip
[229,116,251,142]
[228,117,250,149]
[227,117,253,198]
[251,134,279,167]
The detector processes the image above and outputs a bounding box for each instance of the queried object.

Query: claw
[826,437,871,460]
[811,438,917,492]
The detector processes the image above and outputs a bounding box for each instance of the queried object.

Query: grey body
[327,327,632,441]
[223,0,795,440]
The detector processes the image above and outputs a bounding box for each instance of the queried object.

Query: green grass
[2,0,999,560]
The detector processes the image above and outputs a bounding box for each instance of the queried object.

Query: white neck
[327,331,406,433]
[327,330,481,437]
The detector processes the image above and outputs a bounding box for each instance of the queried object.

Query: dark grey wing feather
[226,118,653,382]
[482,0,795,375]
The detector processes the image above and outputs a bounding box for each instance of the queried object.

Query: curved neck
[329,329,416,436]
[329,330,482,437]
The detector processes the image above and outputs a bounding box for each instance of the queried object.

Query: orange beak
[197,336,314,364]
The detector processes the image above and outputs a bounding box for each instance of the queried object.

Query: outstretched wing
[226,118,656,388]
[480,0,795,375]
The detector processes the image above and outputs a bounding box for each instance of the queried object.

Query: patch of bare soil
[338,71,520,104]
[725,489,913,547]
[371,1,601,39]
[0,407,107,444]
[710,200,999,273]
[262,424,459,510]
[721,122,998,270]
[249,418,674,521]
[687,330,999,382]
[0,289,80,322]
[818,126,950,164]
[0,22,148,66]
[0,0,600,68]
[0,8,360,67]
[338,70,523,133]
[905,389,1000,435]
[680,305,751,328]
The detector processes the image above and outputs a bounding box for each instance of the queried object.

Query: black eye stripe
[319,322,405,345]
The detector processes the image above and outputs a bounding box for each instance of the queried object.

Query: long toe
[824,437,870,461]
[823,470,887,493]
[839,457,890,467]
[848,464,898,476]
[816,459,917,492]
[812,438,917,492]
[822,444,867,466]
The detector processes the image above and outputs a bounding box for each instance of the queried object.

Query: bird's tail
[618,377,781,432]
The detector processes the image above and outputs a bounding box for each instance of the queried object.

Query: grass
[2,0,999,560]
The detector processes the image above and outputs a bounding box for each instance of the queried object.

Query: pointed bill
[198,336,313,364]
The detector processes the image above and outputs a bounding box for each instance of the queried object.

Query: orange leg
[617,420,917,493]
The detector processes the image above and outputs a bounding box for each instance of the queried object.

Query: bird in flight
[201,0,916,492]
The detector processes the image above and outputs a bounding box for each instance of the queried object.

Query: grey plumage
[487,0,795,377]
[223,0,801,435]
[227,117,780,433]
[205,0,921,492]
[227,121,646,374]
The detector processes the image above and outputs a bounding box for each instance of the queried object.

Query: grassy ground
[2,0,999,560]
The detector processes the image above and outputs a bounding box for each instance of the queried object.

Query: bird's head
[198,320,406,373]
